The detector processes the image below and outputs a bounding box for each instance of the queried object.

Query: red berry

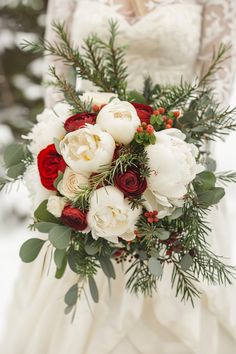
[165,124,172,129]
[162,115,167,122]
[158,107,165,115]
[167,119,173,125]
[92,104,100,113]
[153,109,160,116]
[144,212,150,217]
[137,126,143,133]
[147,217,154,223]
[153,210,158,216]
[100,104,107,109]
[146,124,154,134]
[173,110,180,118]
[153,217,159,223]
[142,122,147,128]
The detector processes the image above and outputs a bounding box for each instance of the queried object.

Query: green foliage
[48,225,71,250]
[148,257,163,277]
[34,200,58,223]
[20,238,45,263]
[3,142,32,179]
[88,277,99,303]
[64,284,78,307]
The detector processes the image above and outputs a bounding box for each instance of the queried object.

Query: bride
[1,1,236,353]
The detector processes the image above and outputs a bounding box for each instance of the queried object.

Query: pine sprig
[126,259,157,296]
[216,171,236,184]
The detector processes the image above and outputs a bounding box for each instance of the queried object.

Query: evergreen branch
[171,261,201,306]
[48,66,88,111]
[126,259,157,295]
[216,171,236,184]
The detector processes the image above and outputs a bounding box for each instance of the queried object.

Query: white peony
[25,102,71,155]
[87,186,142,243]
[96,99,140,145]
[60,124,115,173]
[80,91,117,106]
[47,196,66,218]
[145,128,198,218]
[57,167,89,200]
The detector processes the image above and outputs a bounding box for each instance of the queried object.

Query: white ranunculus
[47,196,66,218]
[60,124,115,173]
[96,99,140,144]
[87,186,142,243]
[145,128,198,218]
[25,102,71,155]
[57,167,89,200]
[80,91,117,106]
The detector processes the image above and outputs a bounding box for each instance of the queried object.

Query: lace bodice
[44,0,236,107]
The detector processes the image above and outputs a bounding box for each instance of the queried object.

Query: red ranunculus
[114,168,147,198]
[37,144,66,191]
[61,205,88,231]
[64,112,97,132]
[132,102,153,124]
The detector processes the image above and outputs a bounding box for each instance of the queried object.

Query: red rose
[61,205,88,231]
[64,112,97,132]
[132,102,153,124]
[37,144,66,191]
[114,168,147,198]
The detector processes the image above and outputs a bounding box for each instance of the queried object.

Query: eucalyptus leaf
[193,171,216,192]
[55,253,67,279]
[67,249,80,273]
[54,249,66,269]
[157,229,170,241]
[7,163,25,179]
[168,208,183,221]
[180,253,193,271]
[88,277,99,303]
[148,257,163,277]
[48,225,71,250]
[53,138,62,155]
[98,256,116,279]
[4,143,25,167]
[85,243,99,256]
[19,238,45,263]
[35,222,57,233]
[198,187,225,208]
[34,200,58,223]
[64,305,74,315]
[64,284,78,306]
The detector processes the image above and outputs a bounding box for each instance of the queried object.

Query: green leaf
[64,305,74,315]
[168,208,183,221]
[35,222,57,233]
[205,157,217,172]
[98,256,116,279]
[19,238,45,263]
[179,111,197,125]
[68,249,80,273]
[34,200,58,223]
[198,187,225,208]
[157,229,170,241]
[85,243,99,256]
[88,277,99,303]
[148,257,163,277]
[64,284,78,306]
[128,90,147,104]
[54,249,66,268]
[193,171,216,192]
[53,138,62,155]
[180,253,193,271]
[55,253,67,279]
[7,163,25,178]
[53,171,64,189]
[4,143,25,168]
[48,225,71,250]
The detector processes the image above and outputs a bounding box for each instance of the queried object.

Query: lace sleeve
[196,0,236,103]
[43,0,76,108]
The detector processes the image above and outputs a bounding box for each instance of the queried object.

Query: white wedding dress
[2,1,236,353]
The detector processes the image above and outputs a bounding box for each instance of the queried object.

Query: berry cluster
[144,210,159,223]
[135,122,156,146]
[150,107,181,131]
[160,231,182,256]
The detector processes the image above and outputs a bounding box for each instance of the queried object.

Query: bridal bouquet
[2,21,236,312]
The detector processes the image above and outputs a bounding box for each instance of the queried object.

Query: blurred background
[0,0,236,344]
[0,0,47,338]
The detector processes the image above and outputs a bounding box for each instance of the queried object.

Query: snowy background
[0,0,236,343]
